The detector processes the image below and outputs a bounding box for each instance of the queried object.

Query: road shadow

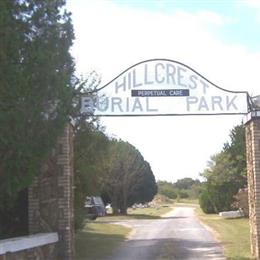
[126,214,161,219]
[106,237,226,260]
[96,215,188,224]
[97,214,161,222]
[160,216,188,220]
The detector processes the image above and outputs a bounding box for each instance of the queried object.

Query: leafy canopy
[0,0,75,201]
[199,124,246,213]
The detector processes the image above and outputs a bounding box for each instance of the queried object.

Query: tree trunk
[111,196,120,215]
[120,206,127,215]
[112,205,120,215]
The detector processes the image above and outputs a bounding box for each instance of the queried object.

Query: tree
[157,178,202,200]
[73,120,109,230]
[173,178,201,199]
[199,124,247,213]
[127,161,157,207]
[189,182,202,198]
[173,178,199,190]
[0,0,75,237]
[100,140,157,214]
[223,124,247,185]
[157,181,177,199]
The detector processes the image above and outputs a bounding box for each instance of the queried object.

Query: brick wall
[28,123,74,260]
[245,113,260,258]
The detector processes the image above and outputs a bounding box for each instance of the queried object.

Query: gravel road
[106,206,226,260]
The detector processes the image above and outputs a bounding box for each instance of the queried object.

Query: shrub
[177,190,189,199]
[199,190,215,214]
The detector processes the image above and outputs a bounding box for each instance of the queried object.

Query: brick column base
[28,123,74,260]
[245,112,260,258]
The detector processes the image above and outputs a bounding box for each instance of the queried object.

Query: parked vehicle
[84,196,106,220]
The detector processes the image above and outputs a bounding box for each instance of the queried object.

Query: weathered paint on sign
[81,59,249,116]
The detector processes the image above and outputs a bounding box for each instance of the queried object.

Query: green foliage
[128,161,157,205]
[73,120,109,230]
[157,181,177,199]
[176,189,189,199]
[0,0,75,238]
[199,189,215,214]
[173,178,200,190]
[189,182,202,198]
[73,125,157,227]
[200,124,247,213]
[0,189,28,239]
[0,0,74,202]
[100,140,157,215]
[157,178,202,200]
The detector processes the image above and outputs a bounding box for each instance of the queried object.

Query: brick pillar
[56,123,74,260]
[245,111,260,258]
[28,123,74,260]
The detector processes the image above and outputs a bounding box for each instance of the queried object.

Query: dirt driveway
[106,206,226,260]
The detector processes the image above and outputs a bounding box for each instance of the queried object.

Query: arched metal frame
[82,58,254,117]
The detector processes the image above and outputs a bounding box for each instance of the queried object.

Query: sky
[67,0,260,183]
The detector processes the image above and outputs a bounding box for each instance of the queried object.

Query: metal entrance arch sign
[81,59,250,116]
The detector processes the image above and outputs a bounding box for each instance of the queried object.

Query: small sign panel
[131,89,190,97]
[81,59,249,116]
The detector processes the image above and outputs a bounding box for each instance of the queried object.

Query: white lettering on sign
[114,63,209,94]
[186,96,238,112]
[81,59,249,116]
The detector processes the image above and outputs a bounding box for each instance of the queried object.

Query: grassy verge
[176,198,199,205]
[128,204,174,218]
[196,207,254,260]
[76,204,174,259]
[98,204,174,222]
[75,222,131,260]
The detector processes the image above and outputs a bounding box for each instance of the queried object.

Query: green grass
[98,204,174,222]
[76,205,174,259]
[128,204,174,218]
[77,202,254,259]
[75,222,131,260]
[176,198,199,205]
[196,207,255,260]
